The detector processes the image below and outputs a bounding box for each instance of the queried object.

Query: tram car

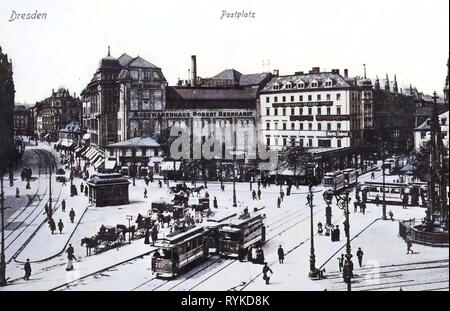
[343,169,358,188]
[323,171,346,192]
[152,226,208,279]
[218,213,266,260]
[203,211,238,254]
[361,181,410,206]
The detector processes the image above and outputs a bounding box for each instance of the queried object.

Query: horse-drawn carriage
[135,213,157,237]
[81,225,129,256]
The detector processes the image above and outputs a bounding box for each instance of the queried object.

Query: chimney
[309,67,320,74]
[273,69,279,77]
[344,69,349,78]
[191,55,197,86]
[331,69,340,75]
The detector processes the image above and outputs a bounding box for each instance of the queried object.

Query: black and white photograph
[0,0,448,299]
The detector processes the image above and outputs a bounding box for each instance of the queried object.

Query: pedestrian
[58,219,64,234]
[252,190,257,200]
[277,197,281,208]
[24,259,32,280]
[356,247,364,267]
[144,188,148,198]
[69,208,76,223]
[158,180,162,188]
[406,238,413,254]
[66,253,77,271]
[375,194,380,206]
[151,225,158,245]
[402,193,408,209]
[61,199,66,212]
[317,222,323,235]
[389,210,394,221]
[280,189,285,201]
[278,245,285,264]
[257,189,261,200]
[84,186,88,197]
[338,254,344,272]
[262,263,273,285]
[213,196,218,209]
[361,202,366,215]
[66,244,74,257]
[49,218,56,234]
[16,187,20,198]
[334,225,341,241]
[371,171,375,180]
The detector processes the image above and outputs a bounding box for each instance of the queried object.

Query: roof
[166,86,258,110]
[414,110,449,131]
[239,72,272,87]
[87,173,130,186]
[262,72,352,92]
[212,69,242,83]
[106,137,160,148]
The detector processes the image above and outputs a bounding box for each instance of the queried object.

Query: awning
[86,148,98,160]
[82,133,91,140]
[105,159,116,170]
[92,157,104,169]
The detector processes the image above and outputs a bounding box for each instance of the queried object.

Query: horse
[158,212,172,228]
[117,224,137,241]
[81,236,99,256]
[189,186,205,197]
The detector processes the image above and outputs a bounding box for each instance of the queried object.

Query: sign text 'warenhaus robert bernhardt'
[8,10,47,22]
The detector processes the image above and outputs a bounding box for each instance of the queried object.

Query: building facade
[34,88,81,141]
[414,111,449,151]
[260,67,364,151]
[81,49,167,150]
[14,104,34,136]
[0,46,15,168]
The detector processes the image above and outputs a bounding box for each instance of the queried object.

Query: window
[317,108,321,115]
[282,96,286,102]
[337,93,341,100]
[325,81,333,87]
[285,83,292,90]
[266,123,270,130]
[274,97,278,103]
[275,123,278,130]
[327,108,331,115]
[337,107,341,115]
[273,84,280,90]
[291,123,295,130]
[291,96,295,102]
[142,149,147,156]
[442,118,447,126]
[308,95,312,101]
[337,123,341,131]
[308,108,312,115]
[266,108,270,116]
[318,139,331,147]
[311,82,318,88]
[283,138,287,146]
[299,95,304,102]
[299,108,303,115]
[337,139,342,148]
[327,94,331,100]
[282,108,286,116]
[421,132,426,139]
[291,108,295,115]
[266,97,270,103]
[300,123,304,130]
[308,123,313,130]
[318,123,322,131]
[317,94,321,101]
[298,82,305,89]
[274,108,278,116]
[327,123,331,131]
[299,139,304,147]
[309,138,313,147]
[266,137,271,146]
[283,123,287,130]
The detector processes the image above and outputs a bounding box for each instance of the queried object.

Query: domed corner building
[86,173,130,207]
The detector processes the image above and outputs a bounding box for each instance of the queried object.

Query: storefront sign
[133,110,254,119]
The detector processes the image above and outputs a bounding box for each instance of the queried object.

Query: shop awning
[92,156,104,169]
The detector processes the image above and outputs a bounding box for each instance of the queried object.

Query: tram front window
[154,248,172,260]
[221,231,240,241]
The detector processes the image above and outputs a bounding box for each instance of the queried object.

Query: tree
[412,141,432,182]
[279,138,311,185]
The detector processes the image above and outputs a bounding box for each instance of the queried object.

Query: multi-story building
[34,88,81,141]
[414,111,449,151]
[14,104,34,136]
[0,46,15,168]
[81,49,167,150]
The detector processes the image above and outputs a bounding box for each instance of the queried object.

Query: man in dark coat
[80,183,84,194]
[61,199,66,212]
[66,244,74,257]
[262,263,273,285]
[213,196,218,209]
[338,254,344,272]
[356,247,364,267]
[257,189,261,200]
[144,188,148,198]
[58,219,64,234]
[278,246,285,264]
[49,218,56,234]
[69,209,76,223]
[151,226,158,245]
[334,225,341,241]
[252,190,257,200]
[277,197,281,208]
[24,259,32,280]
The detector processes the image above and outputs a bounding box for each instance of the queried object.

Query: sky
[0,0,448,104]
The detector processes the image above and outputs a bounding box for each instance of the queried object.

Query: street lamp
[131,147,137,187]
[323,189,353,291]
[307,183,322,279]
[380,142,389,220]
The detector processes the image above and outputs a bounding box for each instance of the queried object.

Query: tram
[343,169,358,188]
[203,211,238,254]
[152,226,208,278]
[323,171,346,192]
[361,181,409,205]
[218,213,266,260]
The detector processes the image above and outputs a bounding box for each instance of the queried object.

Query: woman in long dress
[66,253,76,271]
